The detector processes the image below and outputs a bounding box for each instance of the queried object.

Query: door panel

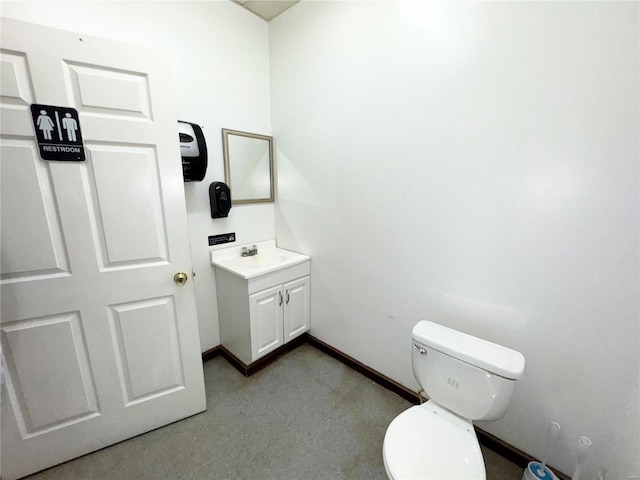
[0,19,205,480]
[87,144,168,267]
[1,312,99,435]
[108,296,184,404]
[65,61,152,118]
[0,140,70,279]
[1,50,34,106]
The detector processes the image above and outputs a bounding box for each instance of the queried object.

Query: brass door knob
[174,272,188,286]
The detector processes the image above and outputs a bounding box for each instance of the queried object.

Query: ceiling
[232,0,300,21]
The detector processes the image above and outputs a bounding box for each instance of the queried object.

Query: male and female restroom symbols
[30,103,86,161]
[34,108,78,142]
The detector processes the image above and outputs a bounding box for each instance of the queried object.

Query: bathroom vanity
[211,240,310,367]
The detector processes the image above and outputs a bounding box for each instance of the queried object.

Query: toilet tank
[411,321,525,421]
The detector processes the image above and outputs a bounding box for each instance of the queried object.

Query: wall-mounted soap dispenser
[210,182,231,218]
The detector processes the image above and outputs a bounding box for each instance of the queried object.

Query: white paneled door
[0,19,206,480]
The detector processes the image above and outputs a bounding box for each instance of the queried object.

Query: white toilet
[383,320,525,480]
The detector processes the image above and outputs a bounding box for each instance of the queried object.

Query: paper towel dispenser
[178,121,207,182]
[210,182,231,218]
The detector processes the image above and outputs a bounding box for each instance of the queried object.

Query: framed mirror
[221,128,274,204]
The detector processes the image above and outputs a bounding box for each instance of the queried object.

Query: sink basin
[210,240,310,279]
[233,253,287,269]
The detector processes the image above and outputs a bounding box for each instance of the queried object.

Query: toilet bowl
[383,321,525,480]
[384,402,485,479]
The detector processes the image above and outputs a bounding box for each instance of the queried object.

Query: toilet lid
[383,404,485,480]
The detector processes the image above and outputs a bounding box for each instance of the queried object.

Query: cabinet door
[283,276,311,342]
[249,285,284,361]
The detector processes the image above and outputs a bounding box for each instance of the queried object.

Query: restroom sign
[30,104,85,161]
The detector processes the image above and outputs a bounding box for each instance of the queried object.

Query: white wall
[270,1,639,478]
[4,1,638,477]
[1,0,275,351]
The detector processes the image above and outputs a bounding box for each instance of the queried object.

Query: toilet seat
[383,402,486,480]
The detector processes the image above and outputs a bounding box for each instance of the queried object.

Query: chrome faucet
[241,245,258,257]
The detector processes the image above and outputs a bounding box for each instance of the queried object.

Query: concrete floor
[26,343,524,479]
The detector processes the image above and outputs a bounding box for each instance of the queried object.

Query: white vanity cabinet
[213,254,310,366]
[249,276,310,360]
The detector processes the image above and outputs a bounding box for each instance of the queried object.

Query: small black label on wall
[208,232,236,246]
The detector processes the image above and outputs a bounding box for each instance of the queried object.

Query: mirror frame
[221,128,274,205]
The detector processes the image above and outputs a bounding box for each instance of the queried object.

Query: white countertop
[210,240,310,280]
